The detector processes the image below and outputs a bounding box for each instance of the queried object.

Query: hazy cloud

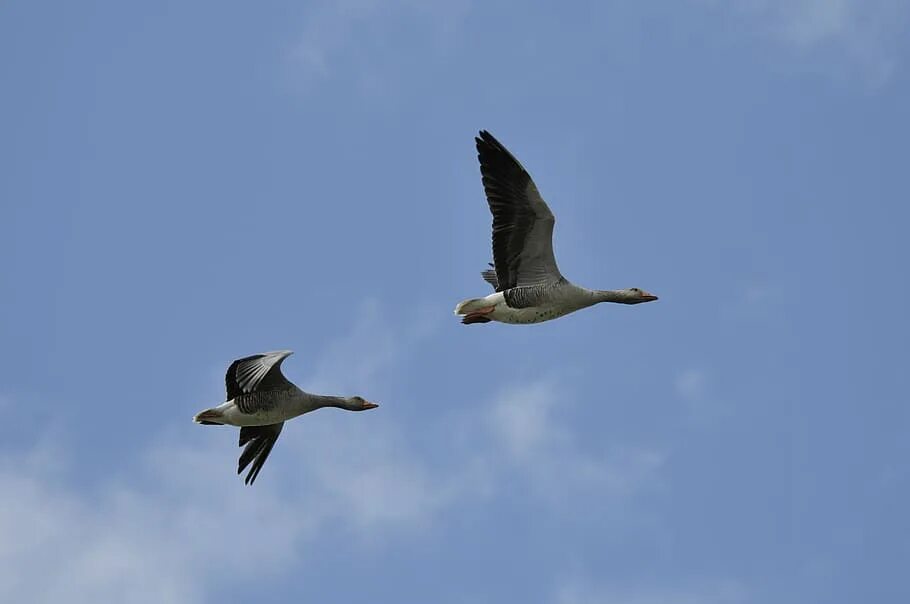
[0,416,467,603]
[706,0,908,84]
[676,368,707,402]
[555,576,749,604]
[486,379,665,501]
[291,0,472,89]
[0,440,303,604]
[0,305,666,602]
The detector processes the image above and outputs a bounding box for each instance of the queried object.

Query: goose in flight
[193,350,378,485]
[454,130,658,325]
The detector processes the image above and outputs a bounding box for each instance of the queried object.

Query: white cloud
[489,380,565,461]
[0,395,660,602]
[0,304,666,601]
[279,414,476,533]
[486,379,666,502]
[0,441,287,603]
[705,0,908,85]
[0,418,464,603]
[0,303,451,603]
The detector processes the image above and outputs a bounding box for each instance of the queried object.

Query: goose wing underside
[225,350,294,400]
[476,130,563,291]
[238,422,284,485]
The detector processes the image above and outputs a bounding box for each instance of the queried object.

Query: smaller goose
[455,130,658,325]
[193,350,378,485]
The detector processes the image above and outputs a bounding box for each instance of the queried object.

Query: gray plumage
[193,350,379,485]
[455,130,658,325]
[502,278,572,309]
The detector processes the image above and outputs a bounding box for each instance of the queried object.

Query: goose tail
[193,407,225,425]
[454,297,489,315]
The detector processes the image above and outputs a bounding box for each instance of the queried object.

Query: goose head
[618,288,659,304]
[346,395,379,411]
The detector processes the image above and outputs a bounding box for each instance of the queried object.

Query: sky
[1,1,909,602]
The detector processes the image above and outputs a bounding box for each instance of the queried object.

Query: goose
[454,130,658,325]
[193,350,378,485]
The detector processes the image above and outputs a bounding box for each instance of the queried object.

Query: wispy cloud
[676,368,707,403]
[304,298,413,394]
[279,415,476,533]
[0,440,298,603]
[0,399,661,602]
[487,379,665,502]
[705,0,908,85]
[675,367,734,423]
[0,412,467,603]
[554,576,749,604]
[290,0,472,91]
[489,379,565,461]
[717,279,785,323]
[0,304,666,602]
[0,303,450,602]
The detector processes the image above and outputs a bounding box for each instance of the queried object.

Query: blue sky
[2,1,909,602]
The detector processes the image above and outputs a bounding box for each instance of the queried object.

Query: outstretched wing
[238,423,284,485]
[476,130,563,291]
[225,350,294,400]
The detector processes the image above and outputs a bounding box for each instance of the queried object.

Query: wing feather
[238,423,284,485]
[476,130,562,290]
[225,350,294,399]
[481,262,499,290]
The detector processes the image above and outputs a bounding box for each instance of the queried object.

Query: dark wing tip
[476,129,501,152]
[475,129,531,179]
[237,424,283,486]
[244,440,276,485]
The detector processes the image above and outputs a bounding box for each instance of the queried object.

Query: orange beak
[362,401,379,410]
[641,291,659,302]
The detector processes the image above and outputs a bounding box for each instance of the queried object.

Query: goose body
[455,284,602,325]
[193,350,378,485]
[455,130,658,325]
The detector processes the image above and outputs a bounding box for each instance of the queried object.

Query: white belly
[491,304,576,324]
[217,399,311,426]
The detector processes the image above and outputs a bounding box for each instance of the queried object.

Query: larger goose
[193,350,378,485]
[454,130,658,325]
